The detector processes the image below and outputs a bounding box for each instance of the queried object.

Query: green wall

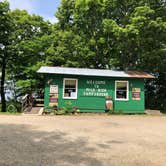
[44,74,145,113]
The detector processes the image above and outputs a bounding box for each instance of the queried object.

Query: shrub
[44,106,56,114]
[7,104,17,113]
[7,101,22,113]
[56,102,79,115]
[108,109,123,115]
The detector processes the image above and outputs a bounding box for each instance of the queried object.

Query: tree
[55,0,166,111]
[0,1,13,112]
[103,5,166,111]
[0,5,52,111]
[45,29,95,67]
[1,0,165,112]
[55,0,113,68]
[8,9,52,97]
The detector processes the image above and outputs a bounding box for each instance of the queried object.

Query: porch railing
[21,94,33,112]
[22,94,44,112]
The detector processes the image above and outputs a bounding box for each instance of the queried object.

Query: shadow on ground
[0,124,102,166]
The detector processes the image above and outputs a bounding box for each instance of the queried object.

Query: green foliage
[9,10,52,97]
[44,106,57,114]
[56,0,166,111]
[6,98,22,113]
[0,101,21,113]
[108,109,114,114]
[0,1,13,112]
[0,0,166,112]
[108,109,123,115]
[0,1,52,111]
[7,104,17,113]
[43,102,79,115]
[57,102,79,115]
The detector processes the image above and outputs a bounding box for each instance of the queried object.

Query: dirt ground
[0,115,166,166]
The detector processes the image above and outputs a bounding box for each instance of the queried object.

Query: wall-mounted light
[47,79,53,85]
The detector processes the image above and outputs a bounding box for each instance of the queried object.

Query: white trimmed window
[63,78,78,99]
[115,81,129,101]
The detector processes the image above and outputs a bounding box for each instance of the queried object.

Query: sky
[7,0,61,23]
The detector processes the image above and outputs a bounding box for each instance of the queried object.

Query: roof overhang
[37,66,154,79]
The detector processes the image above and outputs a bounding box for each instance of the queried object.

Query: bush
[43,106,57,114]
[56,102,79,115]
[7,101,22,113]
[43,102,80,115]
[108,109,123,115]
[0,101,21,113]
[108,109,114,114]
[7,104,17,113]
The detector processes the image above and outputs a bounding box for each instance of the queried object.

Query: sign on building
[49,85,58,106]
[132,88,141,100]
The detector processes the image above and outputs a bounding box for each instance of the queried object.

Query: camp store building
[38,66,154,113]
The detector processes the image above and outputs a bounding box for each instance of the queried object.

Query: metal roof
[37,66,154,78]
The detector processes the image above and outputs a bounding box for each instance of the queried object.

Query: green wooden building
[38,66,154,113]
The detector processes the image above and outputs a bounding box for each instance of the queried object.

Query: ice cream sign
[83,80,109,97]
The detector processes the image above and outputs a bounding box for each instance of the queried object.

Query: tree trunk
[1,59,6,112]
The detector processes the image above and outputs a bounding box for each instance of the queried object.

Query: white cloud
[44,15,58,23]
[0,0,58,23]
[8,0,35,13]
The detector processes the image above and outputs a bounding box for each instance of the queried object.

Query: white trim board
[63,78,78,100]
[115,80,129,101]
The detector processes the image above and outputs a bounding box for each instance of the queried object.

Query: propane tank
[105,96,113,110]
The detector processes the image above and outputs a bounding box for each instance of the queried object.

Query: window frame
[63,78,78,99]
[115,80,129,101]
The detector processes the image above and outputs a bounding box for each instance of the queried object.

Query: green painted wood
[114,79,144,113]
[44,74,145,113]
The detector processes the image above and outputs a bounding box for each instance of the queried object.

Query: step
[145,109,162,115]
[24,107,43,114]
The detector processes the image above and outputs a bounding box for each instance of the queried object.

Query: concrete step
[145,109,162,115]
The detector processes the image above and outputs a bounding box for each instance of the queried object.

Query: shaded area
[0,124,102,166]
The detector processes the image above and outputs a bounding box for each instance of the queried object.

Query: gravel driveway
[0,115,166,166]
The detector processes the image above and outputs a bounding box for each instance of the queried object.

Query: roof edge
[37,66,155,79]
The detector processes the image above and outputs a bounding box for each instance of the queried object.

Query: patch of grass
[108,109,124,115]
[0,112,21,115]
[0,103,21,115]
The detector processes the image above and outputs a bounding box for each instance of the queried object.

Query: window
[63,78,78,99]
[115,81,129,100]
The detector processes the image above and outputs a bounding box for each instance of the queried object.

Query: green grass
[0,104,21,115]
[0,112,21,115]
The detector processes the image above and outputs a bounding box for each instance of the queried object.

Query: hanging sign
[49,85,58,106]
[132,88,141,100]
[50,85,58,94]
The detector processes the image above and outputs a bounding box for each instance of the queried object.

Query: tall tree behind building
[53,0,166,111]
